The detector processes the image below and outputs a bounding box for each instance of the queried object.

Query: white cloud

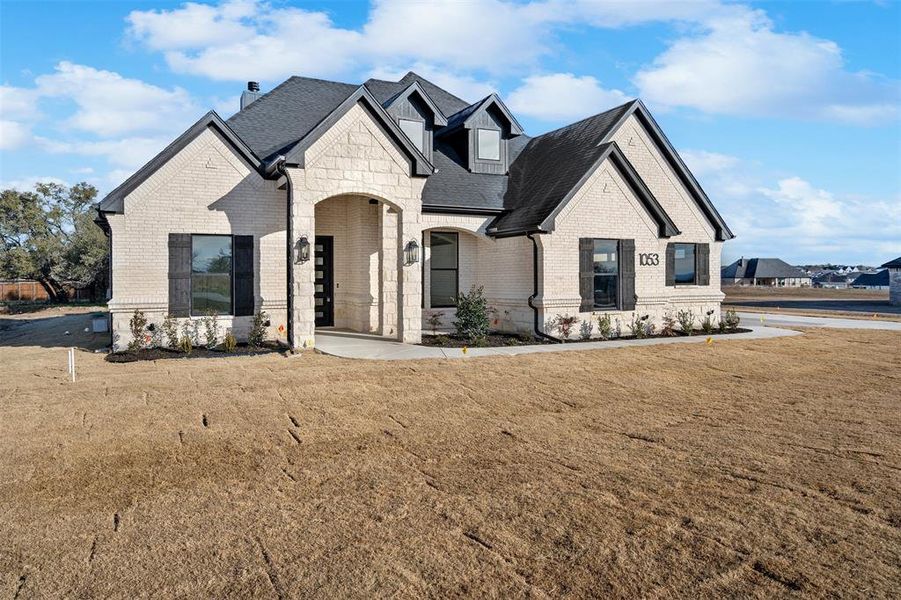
[0,120,32,150]
[680,149,740,177]
[634,7,900,124]
[34,62,198,137]
[0,175,68,192]
[368,64,497,104]
[507,73,630,122]
[126,0,256,51]
[37,136,173,171]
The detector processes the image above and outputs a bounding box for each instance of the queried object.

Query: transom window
[592,239,619,309]
[192,235,232,315]
[674,243,697,285]
[429,232,458,308]
[477,128,501,160]
[398,118,424,152]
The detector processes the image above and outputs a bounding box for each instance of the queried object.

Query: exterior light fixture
[295,235,311,264]
[404,239,420,265]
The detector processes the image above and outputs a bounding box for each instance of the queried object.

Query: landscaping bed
[106,342,282,363]
[421,327,753,348]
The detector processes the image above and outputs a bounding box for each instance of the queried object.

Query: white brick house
[97,73,733,351]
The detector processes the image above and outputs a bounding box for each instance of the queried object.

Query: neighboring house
[849,270,890,290]
[881,257,901,305]
[96,72,733,351]
[813,273,851,289]
[721,257,810,287]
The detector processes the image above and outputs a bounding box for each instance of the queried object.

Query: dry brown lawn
[1,310,900,598]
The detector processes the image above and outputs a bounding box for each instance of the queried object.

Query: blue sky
[1,0,899,265]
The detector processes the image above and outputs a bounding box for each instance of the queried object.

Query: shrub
[180,320,194,354]
[595,313,613,340]
[627,313,650,339]
[550,314,579,340]
[579,319,594,340]
[701,310,716,334]
[426,311,442,334]
[203,310,219,349]
[223,330,237,352]
[249,310,269,347]
[676,309,695,335]
[162,314,179,349]
[661,311,678,337]
[128,310,148,351]
[191,320,201,347]
[454,286,490,342]
[722,308,741,332]
[434,334,450,346]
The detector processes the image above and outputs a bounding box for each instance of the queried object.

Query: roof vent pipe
[240,82,263,111]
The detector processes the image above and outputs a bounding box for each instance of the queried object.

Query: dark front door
[314,236,334,327]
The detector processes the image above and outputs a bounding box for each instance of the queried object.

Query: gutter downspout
[275,157,294,351]
[526,233,561,343]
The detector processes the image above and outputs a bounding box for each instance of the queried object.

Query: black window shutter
[697,243,710,286]
[579,238,594,312]
[619,239,636,311]
[665,243,676,287]
[168,233,191,317]
[233,235,254,316]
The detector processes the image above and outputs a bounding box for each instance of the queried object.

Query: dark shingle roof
[881,256,901,269]
[722,258,808,280]
[489,102,636,234]
[363,72,471,118]
[851,270,890,287]
[227,76,358,161]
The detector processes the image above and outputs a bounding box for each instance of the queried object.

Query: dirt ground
[723,286,900,321]
[1,309,899,598]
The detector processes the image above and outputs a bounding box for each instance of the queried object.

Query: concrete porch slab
[314,326,803,361]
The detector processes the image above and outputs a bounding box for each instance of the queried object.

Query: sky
[1,0,899,266]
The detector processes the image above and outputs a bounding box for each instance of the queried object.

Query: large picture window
[477,129,500,160]
[592,239,619,308]
[674,243,697,285]
[429,231,458,308]
[192,235,232,315]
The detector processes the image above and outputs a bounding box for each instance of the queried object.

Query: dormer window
[477,129,500,160]
[398,118,424,152]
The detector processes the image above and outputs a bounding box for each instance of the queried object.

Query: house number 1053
[639,253,659,266]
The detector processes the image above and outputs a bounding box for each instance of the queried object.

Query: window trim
[476,128,501,161]
[592,238,621,310]
[673,242,698,286]
[398,118,425,153]
[429,231,459,309]
[190,233,234,316]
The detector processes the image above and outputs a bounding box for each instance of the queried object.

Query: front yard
[1,309,899,597]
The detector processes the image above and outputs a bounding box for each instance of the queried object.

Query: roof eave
[383,81,449,126]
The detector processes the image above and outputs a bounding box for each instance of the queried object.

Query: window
[192,235,232,315]
[477,128,500,160]
[429,231,458,307]
[398,119,424,152]
[674,243,696,285]
[592,239,619,308]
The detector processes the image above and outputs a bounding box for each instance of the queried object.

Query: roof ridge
[531,99,638,140]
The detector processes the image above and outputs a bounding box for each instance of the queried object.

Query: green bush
[627,313,651,339]
[701,310,716,334]
[223,330,237,352]
[676,309,695,336]
[454,286,490,343]
[595,313,613,340]
[203,310,219,349]
[722,308,741,332]
[660,311,677,336]
[127,310,148,351]
[249,310,269,347]
[162,314,179,349]
[180,320,194,354]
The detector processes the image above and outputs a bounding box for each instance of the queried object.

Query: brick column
[287,167,316,349]
[397,209,422,344]
[378,204,399,337]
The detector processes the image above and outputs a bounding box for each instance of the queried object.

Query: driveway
[737,311,901,331]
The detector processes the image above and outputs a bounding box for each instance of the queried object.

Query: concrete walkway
[736,312,901,331]
[315,326,802,361]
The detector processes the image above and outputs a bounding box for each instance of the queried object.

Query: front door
[314,236,334,327]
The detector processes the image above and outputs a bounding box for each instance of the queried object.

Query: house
[813,272,851,289]
[849,269,890,290]
[881,257,901,305]
[721,257,810,287]
[96,73,733,351]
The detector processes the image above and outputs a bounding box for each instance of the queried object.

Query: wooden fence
[0,280,99,303]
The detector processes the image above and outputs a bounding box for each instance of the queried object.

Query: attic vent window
[477,129,500,160]
[398,119,424,152]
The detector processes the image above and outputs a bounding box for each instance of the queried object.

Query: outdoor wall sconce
[295,235,310,264]
[404,239,420,266]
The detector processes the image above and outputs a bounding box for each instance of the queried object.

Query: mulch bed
[421,328,753,348]
[106,342,283,363]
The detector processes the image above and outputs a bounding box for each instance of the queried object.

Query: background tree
[0,182,108,302]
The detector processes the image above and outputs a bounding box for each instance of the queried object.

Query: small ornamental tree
[454,286,490,343]
[127,309,148,351]
[249,310,268,347]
